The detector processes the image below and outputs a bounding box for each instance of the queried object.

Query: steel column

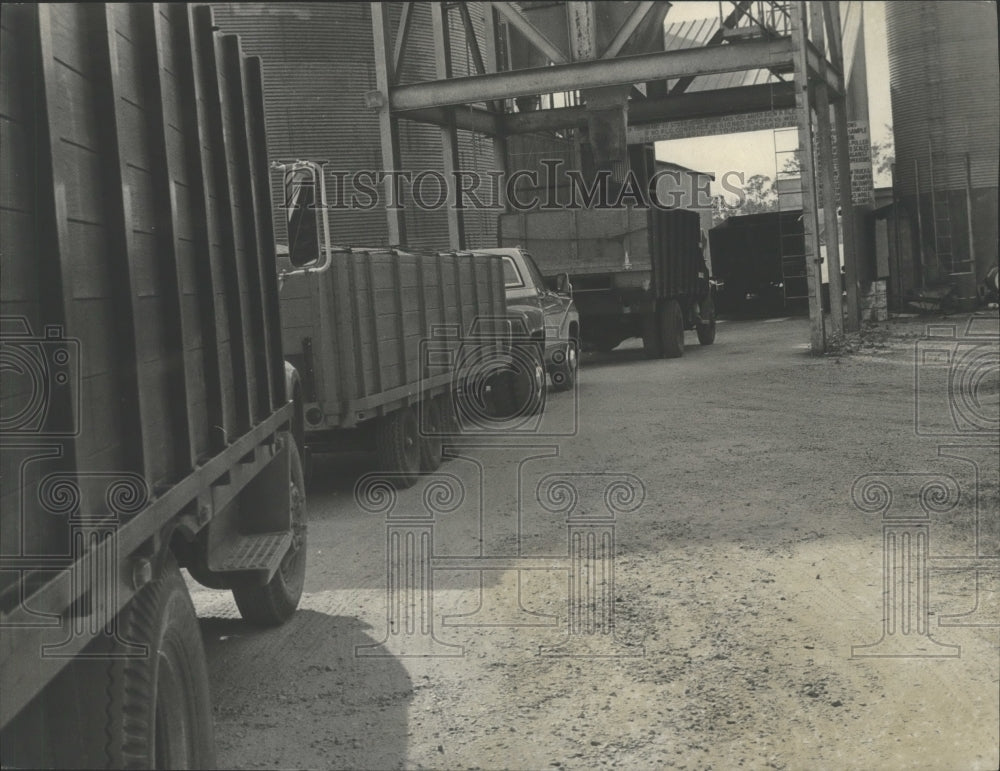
[829,0,861,330]
[810,3,844,336]
[371,2,406,245]
[791,1,825,352]
[431,2,464,250]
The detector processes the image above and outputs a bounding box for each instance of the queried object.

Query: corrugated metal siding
[887,1,1000,194]
[212,2,498,252]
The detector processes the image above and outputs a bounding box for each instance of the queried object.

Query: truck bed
[498,207,704,299]
[280,249,505,429]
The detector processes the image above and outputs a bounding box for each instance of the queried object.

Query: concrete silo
[212,2,499,251]
[886,0,999,301]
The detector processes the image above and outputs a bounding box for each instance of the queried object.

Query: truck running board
[213,532,293,579]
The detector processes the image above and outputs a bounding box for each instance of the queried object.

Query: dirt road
[189,312,999,770]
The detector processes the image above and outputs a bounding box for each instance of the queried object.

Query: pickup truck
[470,247,580,402]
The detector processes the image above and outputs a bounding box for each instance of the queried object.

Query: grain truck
[498,207,716,358]
[1,4,309,766]
[276,162,523,488]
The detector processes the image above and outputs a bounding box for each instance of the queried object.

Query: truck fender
[508,306,546,344]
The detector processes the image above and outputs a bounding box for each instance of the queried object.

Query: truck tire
[697,295,717,345]
[550,341,578,392]
[374,405,421,488]
[111,562,217,769]
[642,313,662,359]
[510,345,548,418]
[499,343,546,417]
[233,437,307,626]
[419,398,444,472]
[660,299,685,358]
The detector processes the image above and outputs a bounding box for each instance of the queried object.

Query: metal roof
[662,16,784,92]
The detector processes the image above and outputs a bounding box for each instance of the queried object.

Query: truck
[1,4,312,766]
[498,206,716,359]
[466,248,580,395]
[276,194,511,487]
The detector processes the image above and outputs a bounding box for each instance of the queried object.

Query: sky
[653,1,892,192]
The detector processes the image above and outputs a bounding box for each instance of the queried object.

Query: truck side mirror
[285,168,323,267]
[555,272,572,296]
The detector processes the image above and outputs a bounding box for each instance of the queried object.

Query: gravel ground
[189,310,999,770]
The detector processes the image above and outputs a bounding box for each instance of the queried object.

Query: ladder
[773,126,809,302]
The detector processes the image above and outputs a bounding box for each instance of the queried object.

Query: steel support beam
[491,1,568,64]
[396,105,501,135]
[431,2,464,249]
[791,1,826,353]
[830,0,861,331]
[389,37,795,111]
[567,1,596,60]
[481,4,509,176]
[806,42,844,96]
[602,0,658,59]
[503,81,797,134]
[810,3,844,336]
[371,2,405,245]
[391,2,413,84]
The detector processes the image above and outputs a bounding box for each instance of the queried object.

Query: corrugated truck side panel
[280,251,504,428]
[1,2,286,724]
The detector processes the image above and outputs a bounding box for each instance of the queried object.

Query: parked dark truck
[1,4,309,767]
[498,207,716,358]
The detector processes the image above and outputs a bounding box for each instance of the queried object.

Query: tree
[871,124,895,187]
[712,174,779,226]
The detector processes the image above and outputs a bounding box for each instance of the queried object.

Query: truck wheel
[660,299,685,358]
[374,405,421,488]
[550,341,577,392]
[494,343,546,418]
[233,437,307,626]
[111,563,217,769]
[419,398,444,472]
[697,295,717,345]
[642,313,662,359]
[512,343,546,416]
